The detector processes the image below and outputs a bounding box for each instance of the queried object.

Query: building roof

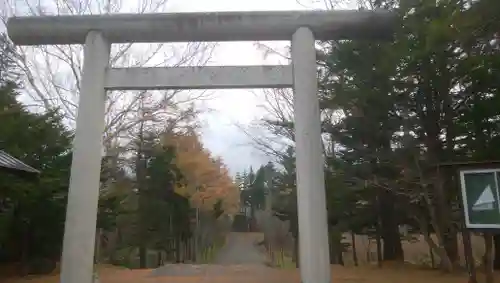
[0,150,40,174]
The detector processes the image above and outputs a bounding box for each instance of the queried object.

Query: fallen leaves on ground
[3,264,496,283]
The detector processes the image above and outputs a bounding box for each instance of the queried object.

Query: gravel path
[150,232,271,278]
[213,232,269,265]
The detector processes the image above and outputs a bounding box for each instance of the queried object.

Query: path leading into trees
[213,232,269,265]
[6,234,477,283]
[149,232,276,281]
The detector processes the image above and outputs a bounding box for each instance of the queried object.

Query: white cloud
[160,0,314,175]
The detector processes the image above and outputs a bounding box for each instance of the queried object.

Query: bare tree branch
[5,0,216,151]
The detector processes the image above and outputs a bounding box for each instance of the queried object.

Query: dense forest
[0,32,238,276]
[237,0,500,282]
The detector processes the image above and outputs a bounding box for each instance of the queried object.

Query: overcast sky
[3,0,355,175]
[164,0,325,175]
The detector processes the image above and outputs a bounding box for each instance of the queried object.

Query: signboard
[460,169,500,229]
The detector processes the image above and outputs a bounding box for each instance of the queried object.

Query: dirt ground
[2,232,496,283]
[3,264,496,283]
[212,232,269,265]
[343,233,486,266]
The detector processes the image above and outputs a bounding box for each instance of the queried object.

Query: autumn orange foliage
[160,129,239,215]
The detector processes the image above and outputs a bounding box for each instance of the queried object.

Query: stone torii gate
[7,10,393,283]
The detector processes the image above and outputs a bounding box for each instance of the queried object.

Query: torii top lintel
[7,10,395,46]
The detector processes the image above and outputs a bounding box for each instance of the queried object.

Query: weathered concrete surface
[7,10,395,45]
[105,65,293,90]
[59,31,110,283]
[292,27,331,283]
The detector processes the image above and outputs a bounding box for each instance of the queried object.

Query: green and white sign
[460,169,500,229]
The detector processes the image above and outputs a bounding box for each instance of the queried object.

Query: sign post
[453,164,500,283]
[460,169,500,229]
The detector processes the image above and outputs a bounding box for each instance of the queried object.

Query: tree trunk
[351,232,358,266]
[366,238,372,263]
[20,220,30,275]
[433,170,459,266]
[293,236,299,268]
[375,224,383,267]
[493,234,500,270]
[94,229,101,265]
[428,236,435,268]
[139,246,147,268]
[338,248,344,266]
[416,214,453,272]
[443,228,459,266]
[462,229,477,283]
[175,235,181,263]
[290,209,299,268]
[420,127,458,268]
[157,251,162,267]
[375,194,383,267]
[329,230,342,265]
[484,233,494,283]
[378,190,404,261]
[137,118,148,269]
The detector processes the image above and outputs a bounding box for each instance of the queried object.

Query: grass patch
[197,237,226,263]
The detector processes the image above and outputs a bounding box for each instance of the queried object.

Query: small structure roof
[0,150,40,174]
